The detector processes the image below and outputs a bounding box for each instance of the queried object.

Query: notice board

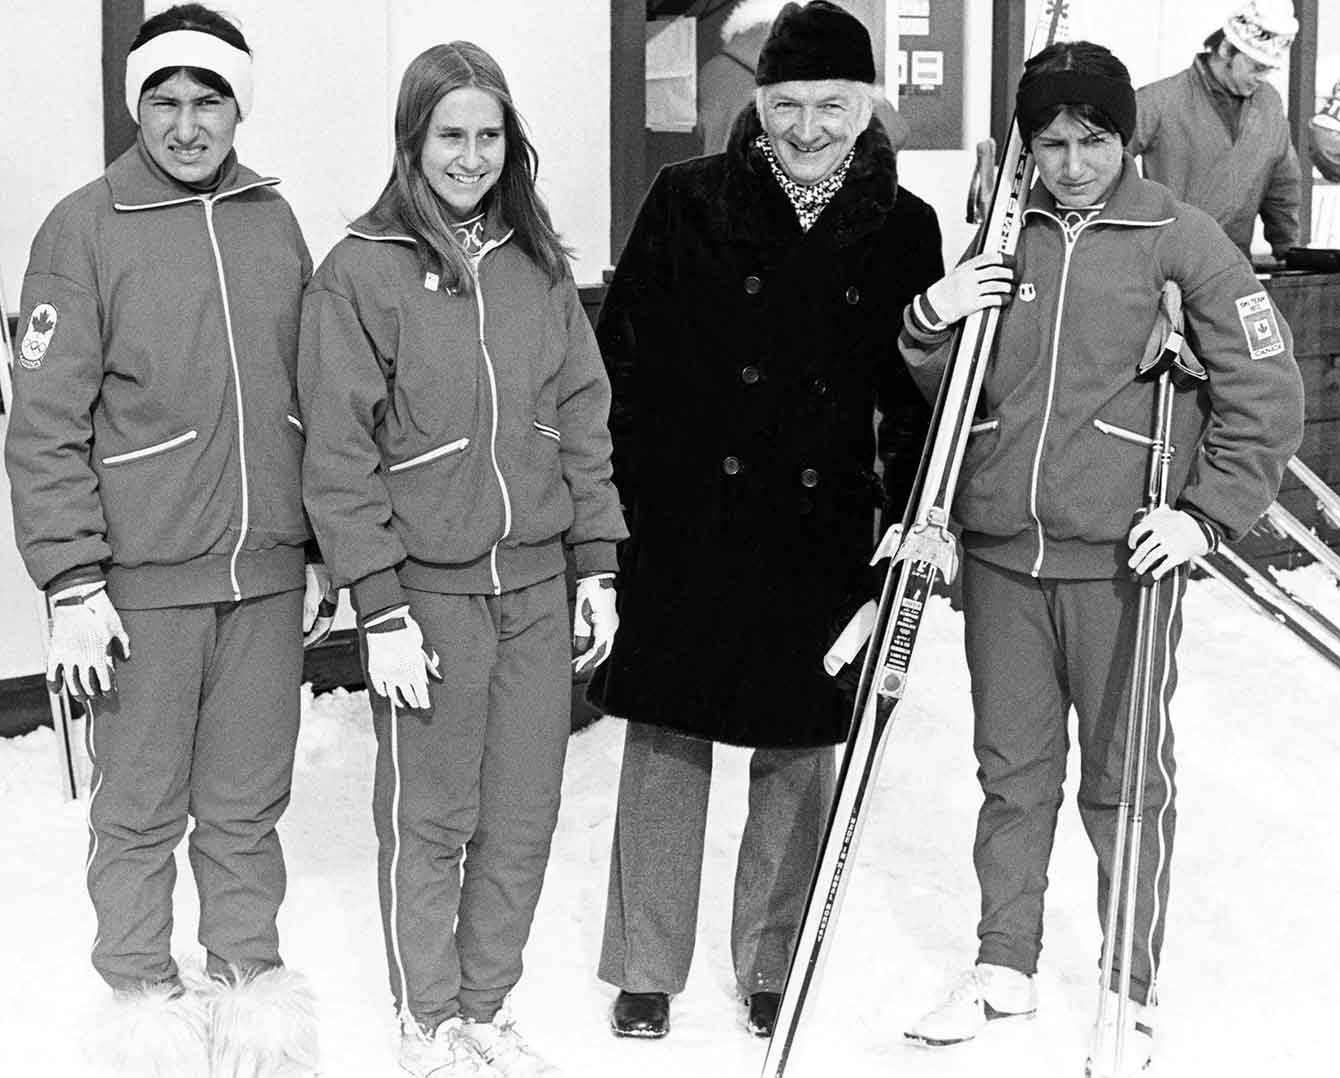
[895,0,965,150]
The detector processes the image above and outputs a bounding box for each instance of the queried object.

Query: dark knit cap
[755,2,876,86]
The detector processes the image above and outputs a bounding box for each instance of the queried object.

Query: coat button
[744,275,763,295]
[845,286,860,305]
[722,455,742,476]
[741,365,760,385]
[812,377,828,395]
[800,467,820,488]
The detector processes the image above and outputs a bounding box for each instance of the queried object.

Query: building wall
[0,1,1332,682]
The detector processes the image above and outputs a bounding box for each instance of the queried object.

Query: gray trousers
[599,721,836,997]
[963,557,1181,1006]
[370,576,570,1029]
[84,589,304,991]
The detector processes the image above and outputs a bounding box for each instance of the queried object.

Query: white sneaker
[904,963,1038,1047]
[459,1001,561,1078]
[400,1015,499,1078]
[1085,993,1154,1078]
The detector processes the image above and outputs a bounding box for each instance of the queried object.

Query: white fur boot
[208,965,321,1078]
[93,977,212,1078]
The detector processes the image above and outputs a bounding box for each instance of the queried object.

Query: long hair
[1017,40,1133,143]
[366,41,571,293]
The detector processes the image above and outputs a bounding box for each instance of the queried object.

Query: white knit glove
[45,581,130,700]
[572,573,618,676]
[302,563,337,649]
[1127,506,1212,580]
[363,605,440,710]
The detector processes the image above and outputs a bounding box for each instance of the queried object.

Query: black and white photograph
[1,2,1337,1076]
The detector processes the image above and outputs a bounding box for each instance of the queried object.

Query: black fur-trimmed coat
[587,109,944,748]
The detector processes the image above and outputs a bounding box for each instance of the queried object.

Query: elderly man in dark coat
[589,1,945,1041]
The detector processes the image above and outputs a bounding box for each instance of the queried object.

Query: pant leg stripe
[1144,573,1181,1006]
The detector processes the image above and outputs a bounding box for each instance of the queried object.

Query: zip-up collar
[108,137,279,211]
[1023,158,1178,233]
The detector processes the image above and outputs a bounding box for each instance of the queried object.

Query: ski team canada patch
[1233,291,1284,360]
[19,303,58,369]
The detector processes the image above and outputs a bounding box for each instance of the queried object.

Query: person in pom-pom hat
[590,0,944,1043]
[3,4,325,1075]
[898,39,1303,1078]
[1129,0,1302,262]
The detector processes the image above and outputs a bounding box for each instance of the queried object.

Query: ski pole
[1093,287,1204,1077]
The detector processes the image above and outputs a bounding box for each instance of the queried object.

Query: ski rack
[760,5,1073,1075]
[1287,456,1340,531]
[1194,545,1340,669]
[1255,498,1340,583]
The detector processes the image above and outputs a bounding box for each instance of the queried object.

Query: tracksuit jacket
[5,140,313,607]
[901,159,1304,579]
[298,212,626,613]
[1130,56,1301,258]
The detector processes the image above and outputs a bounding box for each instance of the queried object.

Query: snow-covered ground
[1,568,1337,1078]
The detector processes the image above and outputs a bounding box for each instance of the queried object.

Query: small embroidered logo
[19,304,58,368]
[1019,283,1037,302]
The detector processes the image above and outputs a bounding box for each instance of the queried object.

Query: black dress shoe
[746,991,781,1037]
[611,990,670,1038]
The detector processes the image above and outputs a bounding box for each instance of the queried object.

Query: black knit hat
[755,2,876,86]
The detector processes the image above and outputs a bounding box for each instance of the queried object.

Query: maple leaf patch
[19,303,59,369]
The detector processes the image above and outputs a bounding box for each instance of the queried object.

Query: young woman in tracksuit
[298,42,626,1078]
[4,6,324,1075]
[896,42,1303,1078]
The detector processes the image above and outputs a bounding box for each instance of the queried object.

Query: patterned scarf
[754,134,855,232]
[450,211,488,257]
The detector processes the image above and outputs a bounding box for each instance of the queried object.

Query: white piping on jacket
[100,429,198,466]
[115,178,281,601]
[470,236,515,597]
[387,437,470,473]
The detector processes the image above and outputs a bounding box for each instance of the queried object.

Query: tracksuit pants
[962,556,1182,1006]
[599,721,836,998]
[370,576,570,1029]
[84,589,304,991]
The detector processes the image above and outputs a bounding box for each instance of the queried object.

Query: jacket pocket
[387,436,471,473]
[100,429,198,466]
[1092,418,1154,449]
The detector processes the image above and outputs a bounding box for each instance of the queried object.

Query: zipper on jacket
[471,243,515,596]
[101,429,198,466]
[387,437,471,473]
[203,196,250,601]
[1024,214,1084,577]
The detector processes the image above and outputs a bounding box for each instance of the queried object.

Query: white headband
[124,29,253,121]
